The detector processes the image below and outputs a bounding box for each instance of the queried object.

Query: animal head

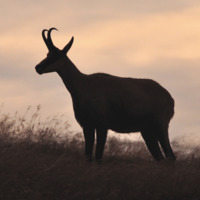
[35,28,74,74]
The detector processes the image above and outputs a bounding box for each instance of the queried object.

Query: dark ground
[0,107,199,200]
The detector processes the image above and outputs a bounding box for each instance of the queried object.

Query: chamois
[35,28,176,162]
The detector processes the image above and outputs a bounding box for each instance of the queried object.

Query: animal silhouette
[35,28,176,162]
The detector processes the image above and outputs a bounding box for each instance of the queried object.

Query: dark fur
[35,28,176,161]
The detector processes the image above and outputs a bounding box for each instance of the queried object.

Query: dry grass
[0,106,199,200]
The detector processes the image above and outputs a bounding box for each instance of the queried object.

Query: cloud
[0,78,75,123]
[72,5,200,68]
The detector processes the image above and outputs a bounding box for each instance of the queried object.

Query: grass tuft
[0,106,199,200]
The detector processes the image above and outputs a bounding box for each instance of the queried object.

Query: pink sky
[0,1,200,143]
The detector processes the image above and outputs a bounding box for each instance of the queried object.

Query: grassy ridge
[0,107,200,200]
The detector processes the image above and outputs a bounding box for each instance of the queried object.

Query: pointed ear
[62,37,74,54]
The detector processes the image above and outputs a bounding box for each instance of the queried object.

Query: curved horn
[62,36,74,54]
[42,29,49,49]
[47,27,58,50]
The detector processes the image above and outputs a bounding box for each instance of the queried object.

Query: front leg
[83,127,95,161]
[95,128,108,162]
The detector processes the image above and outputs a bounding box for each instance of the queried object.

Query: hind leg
[141,130,164,161]
[156,128,176,160]
[95,128,108,162]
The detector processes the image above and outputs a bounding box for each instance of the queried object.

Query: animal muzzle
[35,65,44,75]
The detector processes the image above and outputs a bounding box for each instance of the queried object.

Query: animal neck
[57,57,84,95]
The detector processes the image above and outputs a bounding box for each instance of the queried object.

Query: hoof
[167,156,176,161]
[85,156,92,162]
[95,159,103,165]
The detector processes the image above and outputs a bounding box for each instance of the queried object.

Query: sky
[0,0,200,144]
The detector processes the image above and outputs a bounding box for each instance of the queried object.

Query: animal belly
[107,99,155,133]
[108,114,143,133]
